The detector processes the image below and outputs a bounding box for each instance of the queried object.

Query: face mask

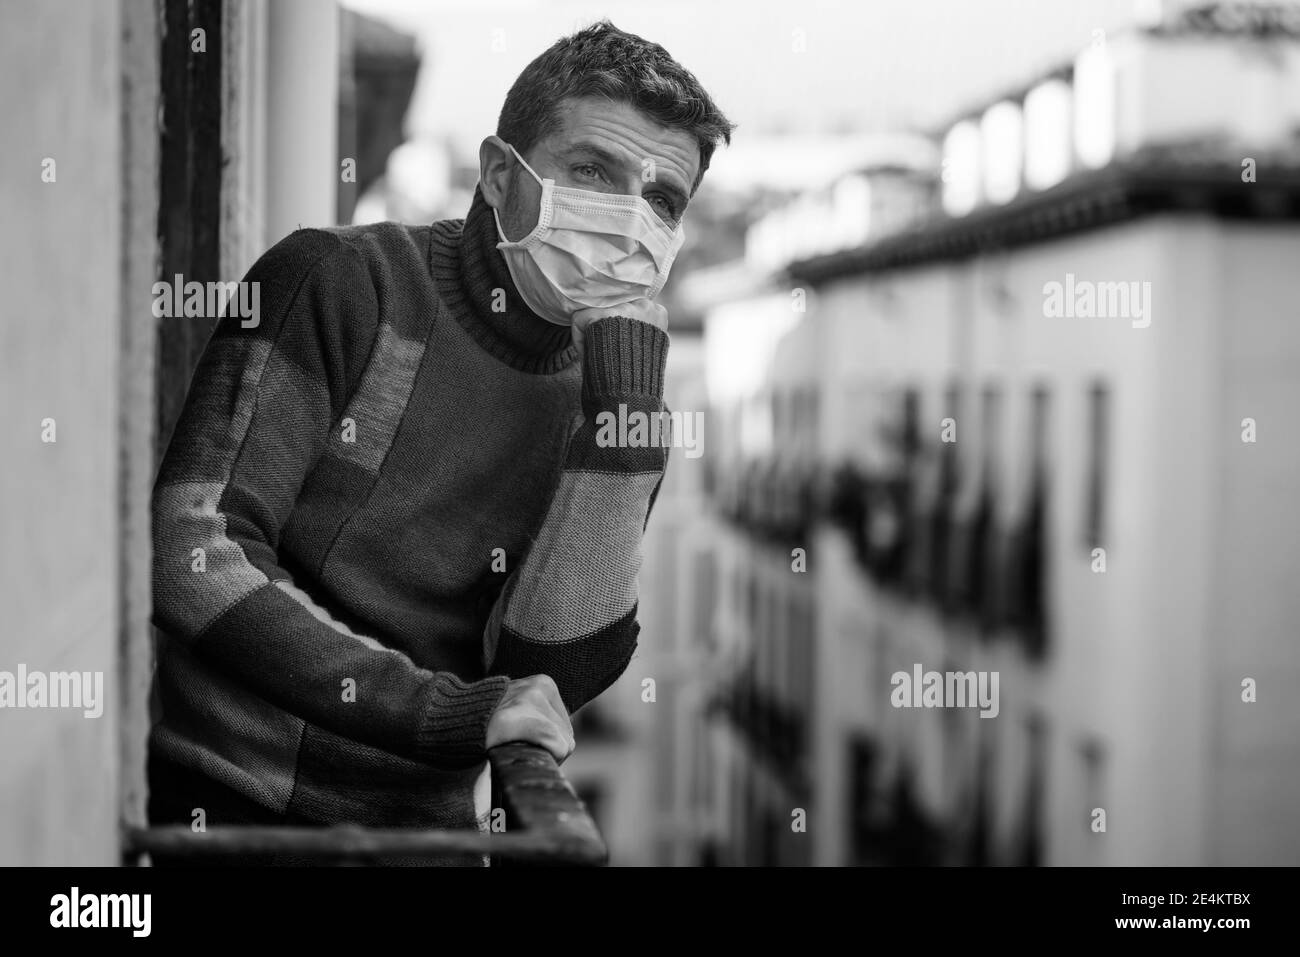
[493,144,686,326]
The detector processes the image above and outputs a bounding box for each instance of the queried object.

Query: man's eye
[648,194,679,223]
[574,164,605,182]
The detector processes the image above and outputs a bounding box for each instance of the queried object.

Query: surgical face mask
[493,144,686,326]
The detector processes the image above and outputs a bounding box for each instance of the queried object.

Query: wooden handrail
[124,743,607,866]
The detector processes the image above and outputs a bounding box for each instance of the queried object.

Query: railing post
[489,743,608,867]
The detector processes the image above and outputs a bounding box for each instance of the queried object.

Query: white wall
[0,0,128,866]
[1209,225,1300,865]
[265,0,340,241]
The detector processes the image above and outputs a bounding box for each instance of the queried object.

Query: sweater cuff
[582,316,669,403]
[414,672,511,766]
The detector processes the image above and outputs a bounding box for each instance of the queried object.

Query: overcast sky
[342,0,1145,188]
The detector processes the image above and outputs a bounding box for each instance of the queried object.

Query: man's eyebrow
[560,141,690,209]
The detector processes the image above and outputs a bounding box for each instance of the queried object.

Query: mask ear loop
[508,144,550,187]
[495,143,554,248]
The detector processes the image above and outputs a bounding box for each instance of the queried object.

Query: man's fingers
[536,691,575,754]
[486,675,576,762]
[532,674,570,729]
[550,700,576,753]
[527,715,572,763]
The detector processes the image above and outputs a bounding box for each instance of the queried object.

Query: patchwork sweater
[149,188,668,837]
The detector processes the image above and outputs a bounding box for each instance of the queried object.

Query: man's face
[491,96,701,243]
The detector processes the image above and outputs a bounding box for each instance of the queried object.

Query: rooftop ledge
[785,143,1300,285]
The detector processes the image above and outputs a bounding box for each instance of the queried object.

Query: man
[146,20,733,864]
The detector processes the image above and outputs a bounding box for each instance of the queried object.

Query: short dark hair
[496,20,735,193]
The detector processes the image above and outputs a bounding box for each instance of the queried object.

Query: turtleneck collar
[427,185,577,375]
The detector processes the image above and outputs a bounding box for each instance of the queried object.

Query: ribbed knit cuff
[414,672,511,767]
[491,615,640,716]
[582,316,669,403]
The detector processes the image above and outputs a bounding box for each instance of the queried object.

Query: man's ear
[479,136,515,210]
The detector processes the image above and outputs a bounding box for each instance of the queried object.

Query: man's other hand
[485,673,576,763]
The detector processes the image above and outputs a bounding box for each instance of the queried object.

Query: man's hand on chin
[571,297,668,362]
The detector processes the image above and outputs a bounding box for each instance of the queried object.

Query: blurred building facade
[635,2,1300,866]
[337,8,421,224]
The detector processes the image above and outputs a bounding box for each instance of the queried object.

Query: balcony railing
[123,743,607,866]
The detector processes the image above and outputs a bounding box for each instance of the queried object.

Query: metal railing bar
[123,742,607,866]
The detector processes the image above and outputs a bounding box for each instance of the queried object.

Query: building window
[974,385,1002,629]
[933,380,962,611]
[1014,385,1052,659]
[1080,737,1106,846]
[1018,715,1047,866]
[693,550,717,652]
[901,387,920,463]
[1083,381,1109,551]
[1032,383,1050,453]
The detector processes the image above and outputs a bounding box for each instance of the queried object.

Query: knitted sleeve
[482,316,670,714]
[151,229,510,770]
